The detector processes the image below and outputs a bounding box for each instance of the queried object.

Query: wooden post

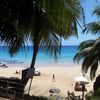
[82,84,85,100]
[28,77,33,94]
[27,68,35,94]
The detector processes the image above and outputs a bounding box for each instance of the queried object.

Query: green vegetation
[86,94,100,100]
[0,0,83,95]
[73,5,100,80]
[94,75,100,96]
[73,37,100,80]
[0,0,100,99]
[0,0,83,69]
[91,96,100,100]
[23,94,62,100]
[85,91,100,100]
[24,94,48,100]
[74,2,100,100]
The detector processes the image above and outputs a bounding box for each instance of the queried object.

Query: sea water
[0,46,78,66]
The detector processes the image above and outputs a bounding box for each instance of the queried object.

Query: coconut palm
[73,6,100,80]
[73,37,100,80]
[0,0,83,94]
[0,0,83,68]
[83,6,100,35]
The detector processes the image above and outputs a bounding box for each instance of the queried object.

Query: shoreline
[0,58,81,68]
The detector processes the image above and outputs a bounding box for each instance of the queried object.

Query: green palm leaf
[93,37,100,48]
[0,0,83,69]
[83,22,100,34]
[90,61,98,80]
[83,6,100,35]
[93,6,100,17]
[78,39,95,50]
[82,55,96,74]
[40,32,61,60]
[73,47,93,63]
[33,0,83,38]
[74,37,100,80]
[74,3,100,80]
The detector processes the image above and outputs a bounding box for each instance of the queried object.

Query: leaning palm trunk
[30,43,39,68]
[28,31,43,94]
[28,44,39,94]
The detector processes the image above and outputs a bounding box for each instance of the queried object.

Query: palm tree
[0,0,83,93]
[83,6,100,35]
[73,6,100,80]
[73,37,100,80]
[0,0,83,68]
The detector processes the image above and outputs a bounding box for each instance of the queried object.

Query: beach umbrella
[75,75,89,84]
[75,75,89,100]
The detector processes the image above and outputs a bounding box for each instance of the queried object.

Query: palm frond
[40,31,61,60]
[93,6,100,17]
[78,40,95,51]
[83,22,100,34]
[73,47,93,63]
[0,31,26,57]
[0,0,83,69]
[8,36,26,57]
[82,55,96,73]
[74,37,100,80]
[93,37,100,49]
[34,0,83,38]
[90,61,98,80]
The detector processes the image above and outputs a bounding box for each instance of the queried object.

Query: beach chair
[0,68,35,99]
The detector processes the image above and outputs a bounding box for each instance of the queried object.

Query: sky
[62,0,100,45]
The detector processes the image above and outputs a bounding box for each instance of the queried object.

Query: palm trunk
[30,44,39,68]
[28,29,42,94]
[28,43,39,94]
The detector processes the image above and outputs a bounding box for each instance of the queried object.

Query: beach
[0,63,99,98]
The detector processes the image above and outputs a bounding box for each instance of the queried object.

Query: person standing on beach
[52,74,56,82]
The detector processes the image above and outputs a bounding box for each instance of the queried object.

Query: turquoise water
[0,46,77,65]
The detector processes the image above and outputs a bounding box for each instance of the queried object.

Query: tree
[0,0,83,93]
[73,37,100,80]
[0,0,83,68]
[73,6,100,80]
[83,6,100,35]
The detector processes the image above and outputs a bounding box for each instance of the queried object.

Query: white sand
[0,63,99,97]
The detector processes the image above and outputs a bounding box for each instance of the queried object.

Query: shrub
[24,94,48,100]
[93,75,100,96]
[85,91,93,100]
[94,88,100,96]
[91,95,100,100]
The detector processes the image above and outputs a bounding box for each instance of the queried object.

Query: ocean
[0,46,78,66]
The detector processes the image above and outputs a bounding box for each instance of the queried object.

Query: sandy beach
[0,63,99,98]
